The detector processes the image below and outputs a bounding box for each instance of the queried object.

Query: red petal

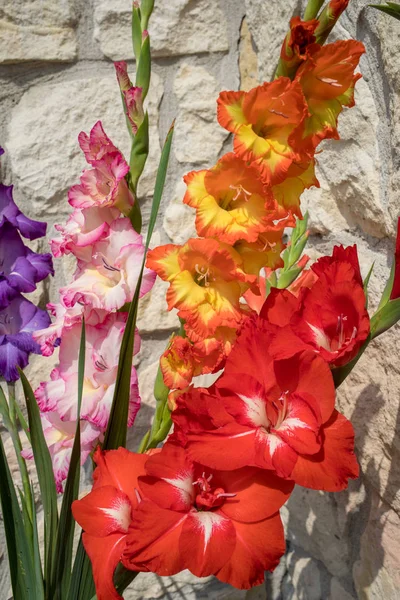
[82,532,127,600]
[72,486,132,536]
[274,393,321,455]
[216,513,286,589]
[266,432,298,478]
[291,410,359,491]
[123,501,188,576]
[180,511,236,577]
[390,217,400,300]
[139,443,194,511]
[92,447,148,510]
[215,467,294,522]
[259,288,299,326]
[187,424,258,470]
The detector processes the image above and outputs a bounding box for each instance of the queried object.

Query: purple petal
[6,331,41,354]
[20,302,51,334]
[16,213,47,240]
[0,147,4,156]
[0,184,19,227]
[7,256,37,293]
[0,340,29,381]
[26,251,54,281]
[0,279,18,310]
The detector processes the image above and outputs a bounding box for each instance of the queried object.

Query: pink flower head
[35,313,141,430]
[68,153,135,216]
[114,62,144,134]
[51,206,120,261]
[60,218,156,312]
[114,61,132,92]
[22,410,103,493]
[78,121,119,166]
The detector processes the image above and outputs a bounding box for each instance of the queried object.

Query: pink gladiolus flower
[60,219,156,312]
[35,313,141,430]
[51,206,120,261]
[68,153,134,215]
[78,121,119,166]
[114,62,144,134]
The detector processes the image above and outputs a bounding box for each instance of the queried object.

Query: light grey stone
[0,0,77,63]
[163,179,197,244]
[173,64,228,164]
[93,0,229,61]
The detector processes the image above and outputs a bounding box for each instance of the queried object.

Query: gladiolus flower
[0,295,51,381]
[51,206,120,261]
[217,79,308,185]
[172,320,359,491]
[78,121,119,165]
[296,40,365,149]
[60,218,156,312]
[183,153,282,244]
[146,238,254,338]
[0,183,47,240]
[35,313,141,430]
[122,443,292,589]
[72,447,148,600]
[272,160,319,218]
[263,246,370,367]
[114,62,144,134]
[234,229,286,276]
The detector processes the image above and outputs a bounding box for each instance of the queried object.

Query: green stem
[304,0,325,20]
[6,383,34,529]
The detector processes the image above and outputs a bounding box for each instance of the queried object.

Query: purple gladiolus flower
[0,222,54,309]
[0,147,4,156]
[0,295,51,381]
[0,183,47,240]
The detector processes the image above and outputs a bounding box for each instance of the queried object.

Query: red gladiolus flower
[122,443,292,589]
[72,447,148,600]
[262,246,370,367]
[172,320,359,491]
[390,217,400,300]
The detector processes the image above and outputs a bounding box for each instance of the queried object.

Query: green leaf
[371,297,400,338]
[19,369,59,594]
[129,112,149,192]
[370,2,400,19]
[136,33,151,100]
[30,482,45,597]
[0,433,41,599]
[103,121,174,452]
[68,539,95,600]
[332,335,371,388]
[128,197,143,234]
[363,262,374,309]
[0,385,12,431]
[132,6,142,61]
[53,320,86,600]
[378,260,395,310]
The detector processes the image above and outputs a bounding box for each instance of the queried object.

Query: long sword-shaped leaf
[370,2,400,19]
[0,433,40,599]
[19,369,58,594]
[103,121,174,451]
[53,320,86,600]
[68,539,96,600]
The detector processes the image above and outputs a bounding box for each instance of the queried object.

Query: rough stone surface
[173,64,228,165]
[1,0,400,598]
[0,0,78,63]
[93,0,229,61]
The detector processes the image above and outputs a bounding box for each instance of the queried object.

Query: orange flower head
[146,238,254,338]
[235,230,285,278]
[217,78,309,185]
[272,159,319,218]
[282,17,319,62]
[183,153,282,245]
[296,40,365,148]
[160,335,197,390]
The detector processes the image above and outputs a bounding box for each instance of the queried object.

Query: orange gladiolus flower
[146,238,254,338]
[296,40,365,148]
[183,153,281,245]
[217,78,308,185]
[160,335,199,390]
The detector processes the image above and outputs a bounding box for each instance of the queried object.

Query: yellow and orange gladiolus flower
[217,78,308,185]
[234,230,286,278]
[183,153,281,245]
[146,238,254,338]
[296,40,365,148]
[272,159,319,218]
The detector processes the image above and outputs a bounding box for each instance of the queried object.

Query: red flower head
[172,319,359,491]
[72,447,148,600]
[122,443,292,589]
[282,16,319,63]
[390,217,400,300]
[263,245,370,367]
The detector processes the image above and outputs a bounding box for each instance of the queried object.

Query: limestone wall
[0,1,399,598]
